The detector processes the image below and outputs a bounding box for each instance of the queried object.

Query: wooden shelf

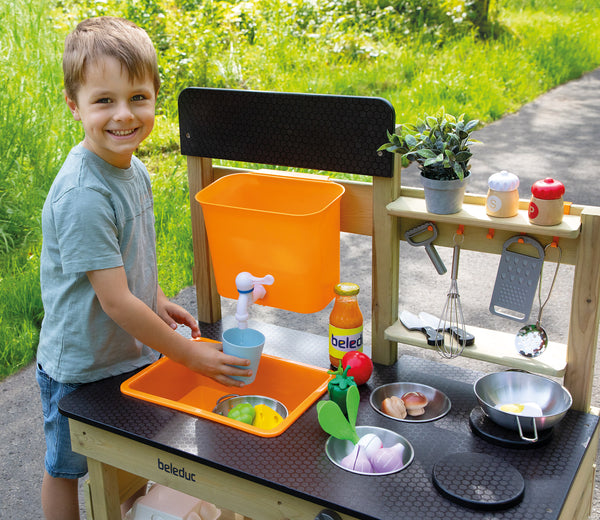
[385,318,567,377]
[387,196,581,239]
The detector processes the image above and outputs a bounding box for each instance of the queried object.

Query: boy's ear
[65,93,81,121]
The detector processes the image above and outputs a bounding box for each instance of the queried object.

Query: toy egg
[529,178,565,226]
[486,170,520,217]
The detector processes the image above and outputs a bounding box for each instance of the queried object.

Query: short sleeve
[52,186,124,274]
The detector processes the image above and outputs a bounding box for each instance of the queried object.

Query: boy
[37,17,251,520]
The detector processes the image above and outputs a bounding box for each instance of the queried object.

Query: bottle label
[329,325,363,359]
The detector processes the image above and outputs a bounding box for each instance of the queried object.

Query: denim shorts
[36,364,88,479]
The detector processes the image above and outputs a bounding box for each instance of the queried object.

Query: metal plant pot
[420,172,470,214]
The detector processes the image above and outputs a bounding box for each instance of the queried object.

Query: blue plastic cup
[222,327,265,384]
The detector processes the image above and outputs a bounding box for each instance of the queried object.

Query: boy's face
[66,55,156,169]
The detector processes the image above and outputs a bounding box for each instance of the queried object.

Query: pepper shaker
[486,170,520,217]
[528,178,565,226]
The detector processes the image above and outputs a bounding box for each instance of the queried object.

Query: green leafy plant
[378,108,479,181]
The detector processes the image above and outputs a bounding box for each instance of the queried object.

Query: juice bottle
[329,282,363,369]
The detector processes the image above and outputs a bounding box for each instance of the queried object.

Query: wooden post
[564,207,600,411]
[371,161,401,365]
[186,156,222,323]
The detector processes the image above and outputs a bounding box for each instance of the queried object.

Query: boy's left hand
[157,289,201,338]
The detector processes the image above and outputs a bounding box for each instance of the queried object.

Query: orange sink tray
[121,353,332,437]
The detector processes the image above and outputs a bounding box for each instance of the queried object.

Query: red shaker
[528,178,565,226]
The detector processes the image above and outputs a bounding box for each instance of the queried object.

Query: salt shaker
[528,178,565,226]
[486,170,520,217]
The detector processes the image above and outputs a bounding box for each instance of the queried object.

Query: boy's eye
[132,94,147,101]
[96,98,111,104]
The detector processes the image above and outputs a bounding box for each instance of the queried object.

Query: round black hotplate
[432,452,525,511]
[469,407,553,448]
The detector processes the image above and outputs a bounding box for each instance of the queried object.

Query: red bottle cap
[531,178,565,200]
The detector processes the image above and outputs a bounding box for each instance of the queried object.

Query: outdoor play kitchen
[59,89,600,520]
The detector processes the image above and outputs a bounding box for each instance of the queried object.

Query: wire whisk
[437,234,467,358]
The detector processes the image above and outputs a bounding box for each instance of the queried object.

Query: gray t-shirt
[38,144,160,383]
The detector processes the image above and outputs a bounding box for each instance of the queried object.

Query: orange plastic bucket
[195,172,345,313]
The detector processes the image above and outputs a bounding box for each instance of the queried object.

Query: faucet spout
[234,272,274,329]
[235,290,253,330]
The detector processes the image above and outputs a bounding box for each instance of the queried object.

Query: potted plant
[378,108,479,214]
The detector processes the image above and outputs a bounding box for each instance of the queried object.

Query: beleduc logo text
[158,457,196,482]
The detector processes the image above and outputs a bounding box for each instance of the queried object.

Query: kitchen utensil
[212,394,288,419]
[404,221,447,274]
[399,310,443,346]
[469,407,553,449]
[474,371,572,443]
[489,235,545,322]
[418,311,475,346]
[222,327,265,383]
[515,243,562,358]
[370,382,451,423]
[325,425,414,476]
[437,233,466,358]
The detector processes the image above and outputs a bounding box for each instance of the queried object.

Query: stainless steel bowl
[370,382,451,422]
[212,394,288,418]
[474,371,572,442]
[325,425,414,476]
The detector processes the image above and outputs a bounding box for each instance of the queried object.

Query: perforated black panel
[178,88,395,178]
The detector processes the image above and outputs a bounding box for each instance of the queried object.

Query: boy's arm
[87,266,251,387]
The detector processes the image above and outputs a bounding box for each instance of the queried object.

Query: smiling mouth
[108,129,137,137]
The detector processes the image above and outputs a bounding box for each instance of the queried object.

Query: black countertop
[60,318,598,520]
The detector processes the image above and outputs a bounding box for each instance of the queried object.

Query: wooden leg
[220,510,252,520]
[86,459,122,520]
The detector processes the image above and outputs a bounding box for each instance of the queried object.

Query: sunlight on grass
[1,0,600,379]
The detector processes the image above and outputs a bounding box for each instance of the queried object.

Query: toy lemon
[253,404,284,430]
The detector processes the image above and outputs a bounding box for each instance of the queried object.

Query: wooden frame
[71,89,600,520]
[383,183,600,413]
[181,89,600,414]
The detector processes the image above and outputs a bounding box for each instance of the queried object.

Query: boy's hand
[157,298,201,338]
[187,338,252,387]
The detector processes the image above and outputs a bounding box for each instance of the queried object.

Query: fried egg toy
[496,402,543,417]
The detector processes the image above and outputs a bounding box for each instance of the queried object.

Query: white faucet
[235,272,275,329]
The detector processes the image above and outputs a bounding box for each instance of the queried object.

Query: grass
[1,0,600,379]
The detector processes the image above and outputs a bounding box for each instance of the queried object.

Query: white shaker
[486,170,520,217]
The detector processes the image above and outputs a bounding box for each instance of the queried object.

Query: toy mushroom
[381,395,407,419]
[402,391,429,416]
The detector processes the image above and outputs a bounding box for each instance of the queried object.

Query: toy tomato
[341,351,373,385]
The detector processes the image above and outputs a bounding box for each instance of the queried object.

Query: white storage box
[127,484,221,520]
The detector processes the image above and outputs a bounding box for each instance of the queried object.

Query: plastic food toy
[227,403,256,425]
[341,351,373,385]
[253,404,284,429]
[327,365,357,416]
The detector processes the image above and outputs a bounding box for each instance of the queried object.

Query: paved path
[2,67,600,519]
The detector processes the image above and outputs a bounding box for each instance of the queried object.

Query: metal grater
[489,236,545,322]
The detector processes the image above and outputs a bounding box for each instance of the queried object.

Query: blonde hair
[63,17,161,101]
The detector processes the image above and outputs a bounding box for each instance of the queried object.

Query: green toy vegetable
[227,402,256,424]
[327,365,357,416]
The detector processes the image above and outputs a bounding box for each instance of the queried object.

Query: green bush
[2,0,600,380]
